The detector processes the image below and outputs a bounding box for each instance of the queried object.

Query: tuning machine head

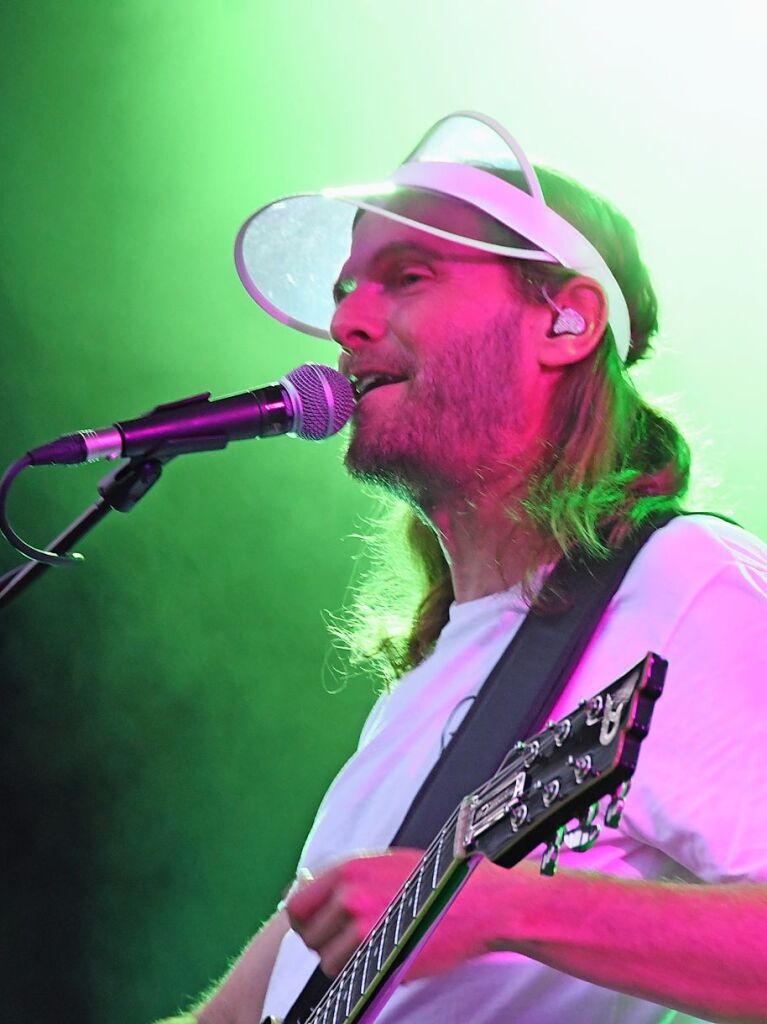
[540,825,566,876]
[564,801,601,852]
[567,752,594,784]
[604,781,631,829]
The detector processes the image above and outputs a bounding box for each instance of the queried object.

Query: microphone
[26,364,356,466]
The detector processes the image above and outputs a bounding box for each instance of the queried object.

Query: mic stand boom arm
[0,432,228,610]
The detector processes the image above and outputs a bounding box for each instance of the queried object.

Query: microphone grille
[281,363,355,440]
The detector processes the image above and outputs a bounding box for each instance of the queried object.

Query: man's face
[331,193,548,508]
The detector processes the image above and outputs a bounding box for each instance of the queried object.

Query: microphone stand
[0,434,227,610]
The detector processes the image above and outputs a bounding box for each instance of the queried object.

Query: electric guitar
[264,651,667,1024]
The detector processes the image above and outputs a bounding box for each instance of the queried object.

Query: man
[162,113,767,1023]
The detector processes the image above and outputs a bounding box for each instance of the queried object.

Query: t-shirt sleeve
[622,549,767,883]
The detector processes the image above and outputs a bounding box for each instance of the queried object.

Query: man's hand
[284,851,767,1022]
[285,848,518,980]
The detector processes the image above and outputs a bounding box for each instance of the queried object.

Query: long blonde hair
[331,166,690,686]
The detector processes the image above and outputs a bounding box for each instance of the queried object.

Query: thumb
[277,866,314,912]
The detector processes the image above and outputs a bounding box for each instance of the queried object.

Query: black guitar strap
[283,512,679,1024]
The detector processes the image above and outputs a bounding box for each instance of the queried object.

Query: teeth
[354,373,403,398]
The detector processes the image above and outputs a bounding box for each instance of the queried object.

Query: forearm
[493,865,767,1023]
[200,909,290,1024]
[154,908,290,1024]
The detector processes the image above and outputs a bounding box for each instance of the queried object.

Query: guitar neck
[304,816,476,1024]
[272,653,666,1024]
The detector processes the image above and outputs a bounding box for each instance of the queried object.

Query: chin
[344,428,465,510]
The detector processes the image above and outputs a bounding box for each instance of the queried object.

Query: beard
[344,309,526,511]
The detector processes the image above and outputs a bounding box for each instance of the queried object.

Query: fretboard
[284,652,665,1024]
[305,811,469,1024]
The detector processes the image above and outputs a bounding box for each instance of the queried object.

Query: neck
[427,479,546,604]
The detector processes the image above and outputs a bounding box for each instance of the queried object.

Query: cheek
[387,302,436,347]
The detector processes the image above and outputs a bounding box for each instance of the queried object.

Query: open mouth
[353,373,408,400]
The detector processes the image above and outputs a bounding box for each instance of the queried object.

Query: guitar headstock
[454,652,666,875]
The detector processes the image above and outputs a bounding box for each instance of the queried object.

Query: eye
[333,276,357,306]
[393,266,432,289]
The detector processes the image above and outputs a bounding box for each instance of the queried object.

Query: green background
[1,3,764,1021]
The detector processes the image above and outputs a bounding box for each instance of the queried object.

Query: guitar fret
[338,984,349,1020]
[375,919,387,970]
[393,885,407,945]
[333,987,346,1024]
[421,835,445,904]
[378,912,393,973]
[404,881,416,926]
[413,860,425,912]
[432,829,446,889]
[344,958,358,1016]
[360,936,372,991]
[353,947,369,1010]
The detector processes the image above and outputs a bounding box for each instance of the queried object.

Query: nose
[330,282,387,353]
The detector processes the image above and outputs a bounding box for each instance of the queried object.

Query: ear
[537,277,610,368]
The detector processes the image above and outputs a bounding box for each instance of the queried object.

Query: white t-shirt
[263,515,767,1024]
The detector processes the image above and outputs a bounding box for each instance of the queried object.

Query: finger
[290,889,352,951]
[319,919,368,978]
[287,867,339,922]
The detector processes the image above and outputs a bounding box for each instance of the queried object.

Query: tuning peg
[509,803,529,832]
[564,802,601,852]
[522,739,541,768]
[567,752,593,784]
[541,777,561,807]
[548,717,572,746]
[540,825,566,876]
[604,781,632,828]
[585,694,604,725]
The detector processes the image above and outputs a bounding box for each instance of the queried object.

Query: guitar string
[307,810,460,1023]
[305,709,589,1022]
[306,727,544,1023]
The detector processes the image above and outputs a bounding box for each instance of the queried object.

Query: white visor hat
[234,111,632,362]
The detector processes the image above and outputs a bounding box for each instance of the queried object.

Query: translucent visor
[234,112,631,361]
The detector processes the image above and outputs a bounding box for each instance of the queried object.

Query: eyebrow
[332,240,470,304]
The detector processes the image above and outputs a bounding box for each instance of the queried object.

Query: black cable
[0,565,23,587]
[0,455,83,567]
